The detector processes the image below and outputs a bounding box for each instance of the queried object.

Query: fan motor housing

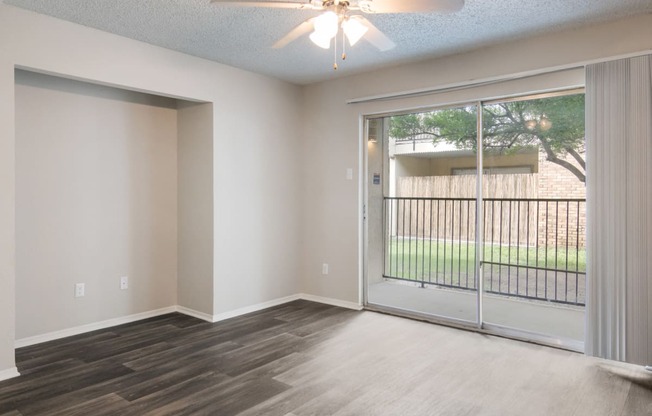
[323,1,350,8]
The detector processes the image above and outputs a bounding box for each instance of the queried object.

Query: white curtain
[585,54,652,365]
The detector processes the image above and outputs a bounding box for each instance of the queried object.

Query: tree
[389,94,586,183]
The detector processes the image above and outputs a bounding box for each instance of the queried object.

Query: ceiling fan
[210,0,465,69]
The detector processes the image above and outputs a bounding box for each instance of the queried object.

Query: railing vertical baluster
[450,199,455,286]
[388,199,393,276]
[545,201,549,300]
[473,201,484,289]
[499,200,503,293]
[565,200,570,303]
[576,201,580,305]
[393,199,398,277]
[402,199,406,279]
[422,199,426,287]
[429,199,433,284]
[394,199,397,276]
[516,200,520,296]
[442,199,447,284]
[466,199,471,288]
[415,199,421,287]
[555,201,559,301]
[536,200,539,299]
[408,199,413,280]
[507,200,512,294]
[383,198,387,277]
[526,200,530,298]
[491,200,495,292]
[436,199,441,285]
[415,199,419,284]
[479,199,484,290]
[458,198,462,288]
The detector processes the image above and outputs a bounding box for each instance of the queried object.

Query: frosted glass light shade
[309,31,332,49]
[310,11,338,49]
[313,12,338,38]
[342,18,368,46]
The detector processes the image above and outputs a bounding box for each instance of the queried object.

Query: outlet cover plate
[75,283,85,297]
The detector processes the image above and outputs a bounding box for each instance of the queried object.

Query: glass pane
[367,105,479,324]
[481,92,586,344]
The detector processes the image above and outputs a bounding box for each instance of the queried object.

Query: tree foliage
[389,94,586,182]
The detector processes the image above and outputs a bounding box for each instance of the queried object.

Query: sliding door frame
[362,90,586,352]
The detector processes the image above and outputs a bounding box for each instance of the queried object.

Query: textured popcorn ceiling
[5,0,652,85]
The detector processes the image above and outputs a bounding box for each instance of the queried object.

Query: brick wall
[537,152,586,198]
[537,152,586,248]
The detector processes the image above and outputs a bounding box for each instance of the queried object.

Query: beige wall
[0,4,303,374]
[0,60,16,375]
[15,70,179,339]
[1,2,651,376]
[178,102,214,315]
[300,14,652,304]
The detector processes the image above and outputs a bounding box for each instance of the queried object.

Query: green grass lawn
[385,238,586,282]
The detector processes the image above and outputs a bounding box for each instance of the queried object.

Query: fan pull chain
[333,36,338,70]
[342,30,347,61]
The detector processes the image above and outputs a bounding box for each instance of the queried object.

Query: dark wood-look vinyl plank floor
[1,300,651,415]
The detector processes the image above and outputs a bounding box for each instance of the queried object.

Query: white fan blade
[354,16,395,51]
[361,0,464,14]
[210,0,319,9]
[273,19,315,48]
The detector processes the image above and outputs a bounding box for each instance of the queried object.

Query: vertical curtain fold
[586,54,652,365]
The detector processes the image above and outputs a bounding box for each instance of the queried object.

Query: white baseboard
[14,306,177,348]
[13,294,362,349]
[0,367,20,382]
[204,293,362,323]
[298,293,363,310]
[211,294,301,323]
[175,305,214,323]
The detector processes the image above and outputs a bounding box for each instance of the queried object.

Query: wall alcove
[14,69,214,344]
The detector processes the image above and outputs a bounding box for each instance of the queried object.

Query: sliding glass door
[365,89,586,348]
[481,92,586,346]
[366,105,480,326]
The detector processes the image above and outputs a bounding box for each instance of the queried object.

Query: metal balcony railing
[383,197,586,306]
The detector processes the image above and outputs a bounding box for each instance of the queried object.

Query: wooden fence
[394,175,585,248]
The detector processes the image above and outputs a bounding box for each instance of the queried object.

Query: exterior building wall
[394,149,539,177]
[537,153,586,199]
[537,152,586,249]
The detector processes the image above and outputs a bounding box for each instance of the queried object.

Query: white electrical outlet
[75,283,85,297]
[346,168,353,180]
[120,276,128,290]
[322,263,329,275]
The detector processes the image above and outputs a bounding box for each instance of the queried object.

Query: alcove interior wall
[14,69,213,341]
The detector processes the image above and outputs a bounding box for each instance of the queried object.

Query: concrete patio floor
[367,280,585,346]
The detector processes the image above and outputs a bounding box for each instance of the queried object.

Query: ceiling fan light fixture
[313,11,339,38]
[309,11,339,49]
[309,31,332,49]
[342,17,368,46]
